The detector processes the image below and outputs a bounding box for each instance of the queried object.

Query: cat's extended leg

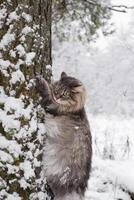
[36,76,59,115]
[36,76,52,108]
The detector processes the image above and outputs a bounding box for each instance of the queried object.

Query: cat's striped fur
[36,72,92,200]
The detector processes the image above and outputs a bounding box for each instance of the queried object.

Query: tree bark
[129,192,134,200]
[0,0,52,199]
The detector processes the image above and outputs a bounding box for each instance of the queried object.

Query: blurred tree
[52,0,113,42]
[0,0,52,199]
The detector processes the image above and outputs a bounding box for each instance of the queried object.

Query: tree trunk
[129,192,134,200]
[0,0,52,199]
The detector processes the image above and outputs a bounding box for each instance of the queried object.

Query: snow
[6,11,19,25]
[85,157,134,200]
[53,32,134,116]
[19,178,30,189]
[0,136,21,158]
[10,70,25,84]
[84,115,134,200]
[60,167,71,184]
[0,190,21,200]
[25,52,36,65]
[30,190,49,200]
[0,32,15,50]
[0,59,12,70]
[33,158,41,167]
[0,110,21,131]
[105,160,134,193]
[20,160,35,180]
[0,5,46,200]
[46,65,52,70]
[21,26,33,35]
[6,192,21,200]
[16,44,26,57]
[52,8,134,200]
[6,164,19,174]
[0,1,134,199]
[37,191,48,200]
[0,150,13,163]
[0,8,7,28]
[28,115,38,133]
[22,12,32,23]
[4,97,24,114]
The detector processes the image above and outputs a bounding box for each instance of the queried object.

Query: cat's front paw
[35,76,52,108]
[35,76,48,94]
[45,104,58,115]
[36,76,46,88]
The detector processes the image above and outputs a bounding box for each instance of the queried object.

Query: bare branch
[112,5,134,9]
[110,4,134,13]
[84,0,134,13]
[106,7,126,13]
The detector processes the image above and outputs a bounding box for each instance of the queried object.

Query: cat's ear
[61,71,67,79]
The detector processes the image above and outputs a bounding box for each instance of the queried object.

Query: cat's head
[51,72,86,112]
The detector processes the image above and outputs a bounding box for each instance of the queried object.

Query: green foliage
[52,0,112,42]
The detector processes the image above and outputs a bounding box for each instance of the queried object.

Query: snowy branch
[108,4,134,13]
[84,0,134,13]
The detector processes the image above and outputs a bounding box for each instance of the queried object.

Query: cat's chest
[43,114,90,180]
[45,114,60,137]
[43,114,75,177]
[44,114,85,159]
[45,114,80,137]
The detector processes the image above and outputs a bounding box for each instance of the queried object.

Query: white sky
[94,0,134,50]
[111,0,133,31]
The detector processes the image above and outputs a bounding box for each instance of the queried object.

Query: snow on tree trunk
[0,0,52,199]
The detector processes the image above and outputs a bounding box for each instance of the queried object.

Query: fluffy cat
[36,72,92,200]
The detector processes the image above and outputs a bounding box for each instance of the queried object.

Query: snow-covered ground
[53,6,134,200]
[85,115,134,200]
[1,1,133,199]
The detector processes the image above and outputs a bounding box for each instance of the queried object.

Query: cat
[36,72,92,200]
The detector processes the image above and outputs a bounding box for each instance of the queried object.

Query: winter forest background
[0,0,134,200]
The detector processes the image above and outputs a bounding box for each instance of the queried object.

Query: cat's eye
[62,91,70,99]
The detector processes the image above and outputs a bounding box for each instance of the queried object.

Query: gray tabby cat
[36,72,92,200]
